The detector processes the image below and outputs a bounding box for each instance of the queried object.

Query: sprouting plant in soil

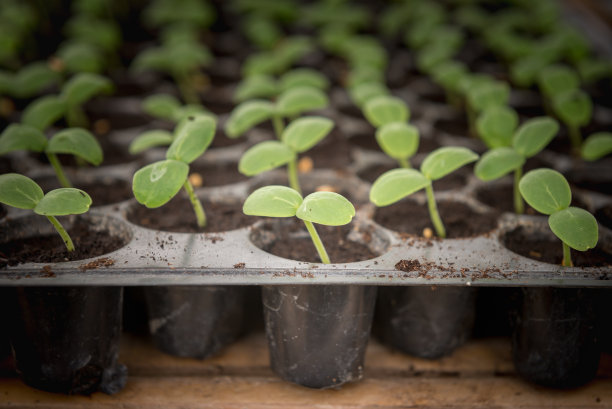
[0,62,61,102]
[234,68,330,103]
[582,132,612,161]
[551,88,592,150]
[241,36,313,77]
[243,185,355,264]
[519,168,598,267]
[238,116,333,195]
[0,173,92,252]
[0,124,103,188]
[141,94,210,125]
[370,146,479,238]
[132,115,215,228]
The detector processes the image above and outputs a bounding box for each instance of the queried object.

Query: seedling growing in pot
[242,36,313,77]
[348,81,389,109]
[430,60,468,108]
[243,185,355,264]
[582,132,612,161]
[476,105,519,149]
[233,68,329,103]
[60,72,114,128]
[363,95,409,128]
[0,173,92,252]
[370,147,479,238]
[519,168,598,267]
[538,65,580,102]
[0,124,103,188]
[141,94,210,123]
[0,62,61,100]
[552,89,592,150]
[132,115,215,228]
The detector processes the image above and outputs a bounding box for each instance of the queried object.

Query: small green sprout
[143,0,216,29]
[141,93,210,123]
[430,60,468,107]
[348,82,389,109]
[242,15,283,50]
[56,41,105,74]
[0,173,92,252]
[476,105,519,149]
[370,147,479,238]
[132,115,216,228]
[0,62,61,99]
[363,96,409,128]
[519,169,598,267]
[0,124,103,188]
[233,68,329,103]
[64,15,121,55]
[552,89,592,150]
[538,65,580,101]
[510,54,553,88]
[243,185,355,264]
[582,132,612,161]
[576,58,612,85]
[242,37,313,77]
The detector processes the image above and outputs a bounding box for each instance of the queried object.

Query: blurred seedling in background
[233,68,330,103]
[581,132,612,161]
[552,88,592,151]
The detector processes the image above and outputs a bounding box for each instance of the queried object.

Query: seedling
[348,82,389,109]
[430,60,468,108]
[233,68,329,103]
[519,169,598,267]
[370,147,479,238]
[582,132,612,161]
[0,173,92,252]
[242,37,313,77]
[476,105,519,149]
[0,62,61,99]
[0,124,103,188]
[363,95,409,128]
[552,89,592,150]
[132,115,215,228]
[56,41,105,74]
[238,116,333,195]
[242,15,283,50]
[538,65,580,101]
[143,0,216,29]
[243,185,355,264]
[141,94,210,123]
[475,116,559,213]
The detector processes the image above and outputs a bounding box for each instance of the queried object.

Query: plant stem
[514,167,524,214]
[272,115,284,139]
[183,179,206,228]
[466,103,477,138]
[425,183,446,238]
[46,215,75,252]
[287,157,301,195]
[398,157,411,169]
[175,73,200,105]
[568,125,582,151]
[66,105,88,128]
[562,242,573,267]
[303,220,330,264]
[46,152,72,188]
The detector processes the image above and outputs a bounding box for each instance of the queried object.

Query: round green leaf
[0,124,48,155]
[34,188,92,216]
[132,159,189,208]
[129,130,174,154]
[233,74,279,102]
[14,62,61,98]
[21,95,67,131]
[276,86,328,117]
[552,89,592,128]
[243,185,302,218]
[538,65,580,99]
[0,173,43,209]
[296,191,355,226]
[513,116,559,158]
[142,94,181,121]
[549,207,598,251]
[224,100,275,138]
[349,82,389,108]
[282,116,334,153]
[582,132,612,161]
[47,128,103,166]
[376,122,419,160]
[474,147,525,181]
[476,106,518,149]
[467,81,510,113]
[61,72,113,107]
[369,168,431,207]
[363,96,409,128]
[238,141,296,176]
[420,147,479,181]
[280,68,329,92]
[519,168,571,215]
[166,115,216,163]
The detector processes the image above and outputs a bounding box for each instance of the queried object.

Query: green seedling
[576,58,612,85]
[430,60,468,108]
[510,54,554,88]
[0,173,92,252]
[0,62,61,99]
[302,0,369,31]
[238,116,333,195]
[582,132,612,161]
[370,147,479,238]
[64,15,121,54]
[552,89,592,150]
[476,105,519,149]
[348,82,389,109]
[141,94,210,123]
[242,15,283,50]
[232,0,298,23]
[143,0,216,29]
[475,116,559,214]
[233,68,329,103]
[242,36,313,77]
[363,95,409,128]
[56,41,105,74]
[243,185,355,264]
[132,115,216,228]
[538,65,580,101]
[346,66,385,89]
[519,169,598,267]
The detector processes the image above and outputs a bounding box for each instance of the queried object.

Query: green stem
[397,157,411,169]
[303,220,330,264]
[562,242,573,267]
[46,152,72,188]
[272,115,284,139]
[66,105,88,129]
[425,183,446,238]
[46,215,74,252]
[466,103,477,138]
[183,179,206,228]
[287,157,301,195]
[175,73,200,105]
[514,166,524,214]
[568,125,582,151]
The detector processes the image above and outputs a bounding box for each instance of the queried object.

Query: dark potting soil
[358,163,468,191]
[503,226,612,267]
[305,131,353,170]
[435,116,471,139]
[36,177,133,207]
[0,205,6,219]
[259,219,377,263]
[374,199,499,238]
[595,204,612,230]
[127,194,254,233]
[189,161,248,187]
[0,218,124,267]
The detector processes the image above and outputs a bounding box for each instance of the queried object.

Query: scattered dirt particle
[233,262,245,269]
[39,265,55,278]
[395,260,422,272]
[79,257,115,271]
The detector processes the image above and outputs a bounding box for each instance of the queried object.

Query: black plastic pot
[263,285,377,389]
[375,286,476,359]
[512,287,601,389]
[6,287,126,395]
[144,286,247,358]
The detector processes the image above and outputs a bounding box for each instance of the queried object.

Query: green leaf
[476,106,518,149]
[296,191,355,226]
[34,188,92,215]
[129,130,174,154]
[173,105,210,123]
[243,185,302,217]
[57,41,105,74]
[21,95,67,131]
[513,116,559,158]
[0,173,43,209]
[552,89,592,128]
[0,124,48,154]
[132,159,189,208]
[61,72,113,107]
[280,68,329,92]
[431,60,468,93]
[166,115,216,163]
[238,141,295,176]
[142,94,181,121]
[538,65,580,99]
[14,62,61,98]
[548,207,598,251]
[47,128,103,166]
[233,74,279,102]
[275,86,328,117]
[224,100,275,138]
[363,96,409,128]
[282,116,334,153]
[582,132,612,161]
[349,82,389,108]
[369,168,431,207]
[376,122,419,160]
[519,168,571,215]
[474,147,525,181]
[467,81,510,113]
[420,147,478,181]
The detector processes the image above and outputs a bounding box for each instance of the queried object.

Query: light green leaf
[552,89,592,128]
[420,147,478,181]
[276,86,328,117]
[548,207,598,251]
[173,105,210,123]
[363,96,409,128]
[349,82,389,108]
[280,68,329,92]
[510,54,551,87]
[296,191,355,226]
[519,168,571,215]
[233,74,279,102]
[14,62,61,98]
[142,94,181,121]
[513,116,559,158]
[474,147,525,181]
[61,72,113,107]
[467,81,510,113]
[476,106,518,149]
[132,159,189,208]
[34,188,92,215]
[166,115,216,163]
[243,185,302,217]
[129,130,174,154]
[0,173,43,209]
[224,100,275,138]
[369,168,431,207]
[238,141,295,176]
[538,65,580,99]
[0,124,48,154]
[21,95,67,131]
[47,128,103,166]
[282,116,334,153]
[582,132,612,161]
[375,122,419,160]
